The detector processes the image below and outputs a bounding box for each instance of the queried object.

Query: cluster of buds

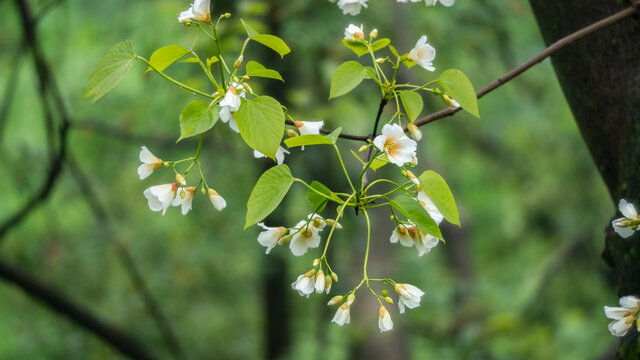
[292,259,338,298]
[256,214,341,256]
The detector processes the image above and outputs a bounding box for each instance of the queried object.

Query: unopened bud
[370,29,378,38]
[294,121,303,128]
[201,187,206,195]
[346,293,355,305]
[213,91,221,97]
[325,276,332,290]
[331,272,339,282]
[384,296,394,304]
[397,226,408,235]
[375,58,385,64]
[176,174,186,186]
[381,289,389,298]
[407,123,422,141]
[277,235,291,245]
[358,145,368,152]
[304,269,317,278]
[163,162,170,167]
[390,214,396,221]
[233,77,239,84]
[326,219,342,229]
[312,258,320,267]
[443,94,459,108]
[286,129,298,138]
[223,13,232,18]
[327,296,342,306]
[243,75,250,80]
[243,82,253,94]
[234,55,244,69]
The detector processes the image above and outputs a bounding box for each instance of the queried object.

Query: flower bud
[234,55,244,69]
[375,58,385,64]
[294,121,304,128]
[325,276,332,291]
[312,258,320,267]
[331,272,339,282]
[443,94,460,108]
[176,174,186,186]
[243,75,250,80]
[382,289,388,297]
[243,82,253,94]
[370,29,378,38]
[201,187,206,195]
[277,234,291,245]
[397,226,408,235]
[327,296,342,306]
[213,91,221,97]
[286,129,298,138]
[163,162,170,167]
[407,123,422,141]
[346,293,355,305]
[304,269,316,278]
[384,296,394,304]
[223,13,232,18]
[233,76,240,83]
[358,145,369,152]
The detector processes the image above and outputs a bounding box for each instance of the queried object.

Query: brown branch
[0,257,158,360]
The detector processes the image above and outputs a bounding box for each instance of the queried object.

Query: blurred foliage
[0,0,617,359]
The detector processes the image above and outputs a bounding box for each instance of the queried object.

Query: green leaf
[371,38,391,52]
[370,153,388,171]
[307,181,332,212]
[438,69,480,118]
[246,61,283,81]
[418,170,460,226]
[252,34,291,58]
[399,91,423,123]
[84,40,136,102]
[245,164,294,229]
[236,96,285,159]
[403,59,418,69]
[350,150,365,165]
[325,127,342,143]
[389,195,443,240]
[284,128,341,148]
[329,61,367,99]
[240,19,260,38]
[181,58,200,63]
[177,101,219,142]
[363,66,376,80]
[342,39,368,57]
[389,45,400,59]
[147,45,189,73]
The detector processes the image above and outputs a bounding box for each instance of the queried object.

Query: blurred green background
[0,0,618,359]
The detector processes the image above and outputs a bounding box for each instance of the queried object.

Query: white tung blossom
[378,306,393,332]
[373,124,417,167]
[254,146,290,165]
[334,0,368,16]
[219,84,246,133]
[344,24,365,41]
[407,35,436,71]
[143,183,179,215]
[612,199,640,238]
[417,191,444,225]
[257,223,287,254]
[295,121,324,136]
[289,220,322,256]
[390,223,439,256]
[208,189,226,211]
[604,295,640,337]
[332,303,351,326]
[292,274,316,298]
[138,146,163,180]
[178,0,211,24]
[175,187,196,215]
[395,283,424,313]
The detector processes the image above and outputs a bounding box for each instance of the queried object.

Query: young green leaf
[389,195,443,240]
[245,164,294,229]
[84,40,136,102]
[371,38,391,52]
[147,45,189,73]
[240,19,260,38]
[252,34,291,58]
[307,181,333,212]
[325,127,342,143]
[388,45,400,59]
[181,58,200,63]
[418,170,460,226]
[246,61,284,81]
[438,69,480,118]
[177,101,219,142]
[342,39,369,57]
[329,61,367,99]
[236,96,285,159]
[370,153,389,171]
[284,135,333,148]
[399,91,423,123]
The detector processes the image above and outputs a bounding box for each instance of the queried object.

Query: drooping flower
[143,183,179,215]
[344,24,365,41]
[257,223,287,254]
[413,230,439,256]
[335,0,368,15]
[425,0,455,6]
[373,124,417,167]
[175,187,196,215]
[332,303,351,326]
[327,295,343,306]
[289,220,322,256]
[417,191,444,224]
[604,295,640,336]
[395,283,424,313]
[294,121,324,135]
[390,225,415,247]
[292,273,316,298]
[253,146,290,165]
[378,306,393,332]
[407,35,436,71]
[390,224,439,256]
[219,84,246,133]
[612,199,640,238]
[315,270,326,293]
[208,189,226,211]
[324,275,333,294]
[138,146,163,180]
[178,0,211,24]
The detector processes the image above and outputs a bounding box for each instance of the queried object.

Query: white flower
[395,283,424,313]
[289,221,322,256]
[612,199,640,238]
[175,187,196,215]
[219,84,246,133]
[344,24,364,41]
[397,0,421,3]
[327,295,343,306]
[336,0,368,15]
[407,35,436,71]
[425,0,455,6]
[332,303,351,326]
[417,191,444,224]
[390,224,439,256]
[373,124,417,167]
[208,189,226,211]
[378,306,393,332]
[294,121,324,135]
[143,183,179,215]
[138,146,163,180]
[292,274,316,297]
[315,270,326,293]
[253,146,290,165]
[178,0,211,23]
[604,295,640,336]
[308,213,327,230]
[324,276,333,294]
[414,231,439,256]
[390,225,414,247]
[257,223,287,254]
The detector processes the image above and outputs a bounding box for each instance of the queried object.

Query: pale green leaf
[84,40,136,102]
[147,45,189,73]
[236,96,285,159]
[438,69,480,118]
[389,195,443,240]
[284,128,341,148]
[389,45,400,59]
[252,34,291,58]
[245,164,294,228]
[177,101,219,142]
[371,38,390,52]
[370,153,389,171]
[329,61,367,99]
[181,58,200,63]
[246,61,283,81]
[307,181,332,212]
[399,91,424,123]
[418,170,460,226]
[342,39,368,57]
[240,19,260,38]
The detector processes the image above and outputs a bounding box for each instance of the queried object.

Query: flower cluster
[329,0,454,16]
[612,199,640,238]
[604,295,640,336]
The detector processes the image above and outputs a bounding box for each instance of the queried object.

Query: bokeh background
[0,0,618,359]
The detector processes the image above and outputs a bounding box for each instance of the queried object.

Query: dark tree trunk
[528,1,640,357]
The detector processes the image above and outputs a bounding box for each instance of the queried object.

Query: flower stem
[135,56,214,99]
[332,144,356,193]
